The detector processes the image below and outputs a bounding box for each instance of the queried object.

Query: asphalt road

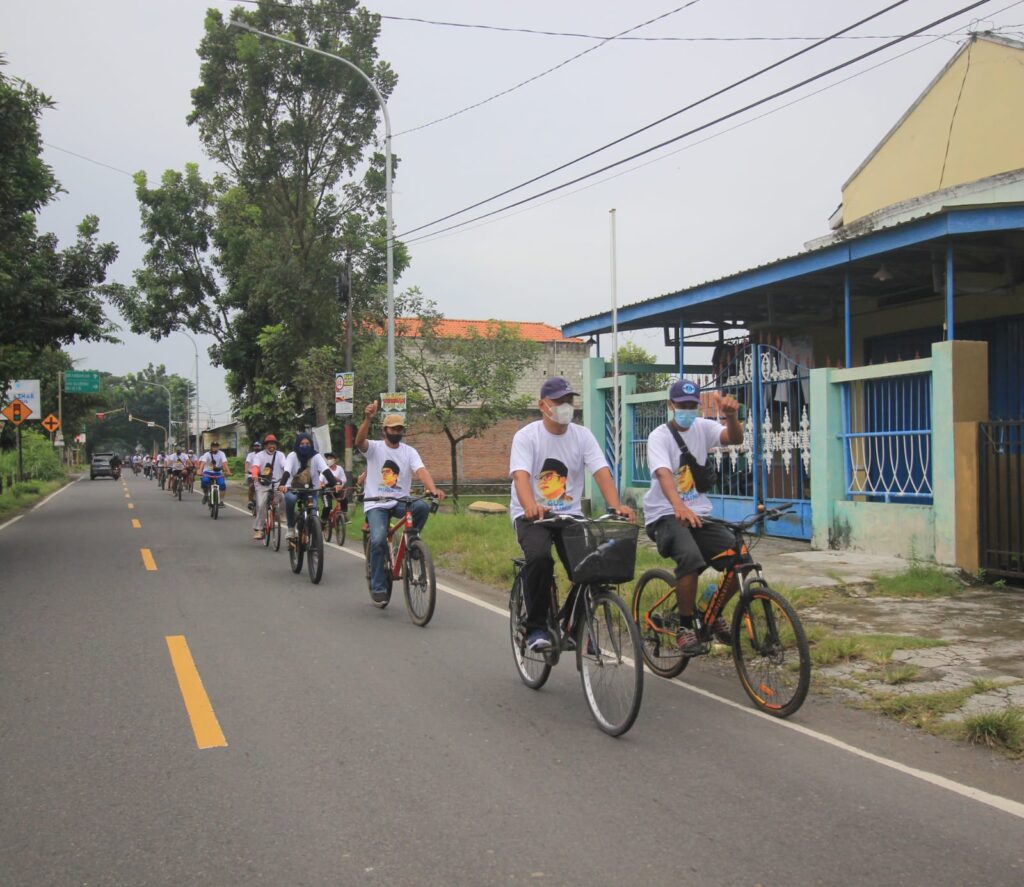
[1,474,1022,886]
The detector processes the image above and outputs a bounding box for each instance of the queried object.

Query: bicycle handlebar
[703,502,794,533]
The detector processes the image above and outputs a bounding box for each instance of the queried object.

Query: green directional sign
[64,370,101,394]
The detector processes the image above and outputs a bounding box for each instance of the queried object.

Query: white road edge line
[0,477,80,533]
[224,500,1024,821]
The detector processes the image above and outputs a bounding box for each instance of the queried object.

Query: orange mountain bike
[632,503,811,718]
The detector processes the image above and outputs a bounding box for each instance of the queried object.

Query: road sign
[9,380,41,419]
[64,371,101,394]
[335,371,354,416]
[2,399,30,425]
[41,414,61,433]
[54,432,65,447]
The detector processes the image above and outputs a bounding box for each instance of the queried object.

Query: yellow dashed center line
[127,503,135,510]
[124,493,131,499]
[131,518,141,529]
[165,636,228,750]
[140,548,157,571]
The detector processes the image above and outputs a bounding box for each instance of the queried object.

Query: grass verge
[872,562,961,598]
[810,632,946,668]
[959,707,1024,755]
[0,475,71,522]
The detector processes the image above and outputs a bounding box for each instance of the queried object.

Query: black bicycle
[288,486,324,584]
[632,503,811,718]
[509,513,644,737]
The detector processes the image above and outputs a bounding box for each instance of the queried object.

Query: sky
[4,0,1023,418]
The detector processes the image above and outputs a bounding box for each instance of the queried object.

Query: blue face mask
[674,409,699,430]
[296,443,314,458]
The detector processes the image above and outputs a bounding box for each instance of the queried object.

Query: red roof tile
[396,318,583,343]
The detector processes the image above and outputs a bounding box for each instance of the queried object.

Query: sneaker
[253,530,264,540]
[526,629,552,652]
[710,616,732,645]
[286,527,296,540]
[676,628,704,656]
[201,493,208,505]
[370,589,389,603]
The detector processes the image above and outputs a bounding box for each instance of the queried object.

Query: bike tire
[509,574,551,690]
[403,539,436,626]
[211,489,219,520]
[307,517,324,584]
[290,524,305,573]
[272,510,282,551]
[335,515,346,547]
[632,569,688,679]
[263,510,272,548]
[322,515,333,544]
[731,585,811,718]
[577,589,644,737]
[177,479,182,501]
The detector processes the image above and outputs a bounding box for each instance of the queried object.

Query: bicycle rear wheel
[177,478,182,501]
[731,585,810,718]
[403,539,436,626]
[632,569,687,679]
[307,517,324,584]
[509,575,550,690]
[322,514,333,544]
[577,589,644,737]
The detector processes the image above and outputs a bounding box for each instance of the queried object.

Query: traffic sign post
[2,399,30,425]
[42,413,61,433]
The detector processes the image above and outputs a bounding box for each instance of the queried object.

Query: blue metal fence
[839,373,933,502]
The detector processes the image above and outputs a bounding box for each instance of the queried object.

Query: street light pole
[227,19,396,392]
[136,381,172,451]
[178,331,200,450]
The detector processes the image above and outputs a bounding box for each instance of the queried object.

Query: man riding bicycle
[250,434,284,541]
[355,401,445,603]
[642,378,744,655]
[509,377,635,652]
[198,441,231,504]
[166,448,187,493]
[244,440,262,513]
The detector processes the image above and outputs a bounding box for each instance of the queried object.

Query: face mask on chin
[673,408,699,430]
[547,402,574,425]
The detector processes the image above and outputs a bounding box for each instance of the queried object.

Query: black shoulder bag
[666,423,718,493]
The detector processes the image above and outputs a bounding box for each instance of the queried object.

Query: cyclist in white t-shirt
[509,377,635,652]
[198,441,231,503]
[356,401,445,603]
[250,434,284,540]
[243,440,261,513]
[642,378,744,655]
[277,431,344,540]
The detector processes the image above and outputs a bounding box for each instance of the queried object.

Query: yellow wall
[843,38,1024,224]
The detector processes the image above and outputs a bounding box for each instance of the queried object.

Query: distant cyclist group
[120,374,809,733]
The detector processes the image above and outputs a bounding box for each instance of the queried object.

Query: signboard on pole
[334,372,354,416]
[379,392,407,423]
[42,414,61,433]
[1,399,30,425]
[9,379,41,419]
[64,371,101,394]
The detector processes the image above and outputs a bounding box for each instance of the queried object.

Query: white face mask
[547,402,575,425]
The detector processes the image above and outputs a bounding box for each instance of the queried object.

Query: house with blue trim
[564,34,1024,578]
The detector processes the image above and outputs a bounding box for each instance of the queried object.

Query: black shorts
[645,517,747,579]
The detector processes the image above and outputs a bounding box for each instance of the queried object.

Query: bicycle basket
[560,520,639,585]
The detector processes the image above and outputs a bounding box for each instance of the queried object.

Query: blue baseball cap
[668,378,701,405]
[540,377,578,399]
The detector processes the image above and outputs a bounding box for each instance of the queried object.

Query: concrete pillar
[810,366,846,550]
[931,340,988,568]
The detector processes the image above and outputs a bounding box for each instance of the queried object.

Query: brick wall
[406,414,535,485]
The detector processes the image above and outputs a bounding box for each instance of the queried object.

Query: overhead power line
[398,0,914,239]
[392,1,706,136]
[398,0,996,244]
[379,13,948,43]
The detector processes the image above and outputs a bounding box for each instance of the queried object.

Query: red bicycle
[361,494,439,626]
[321,488,349,546]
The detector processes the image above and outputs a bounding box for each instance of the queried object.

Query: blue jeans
[366,500,430,592]
[285,491,320,528]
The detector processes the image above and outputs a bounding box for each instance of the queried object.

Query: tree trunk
[446,428,460,501]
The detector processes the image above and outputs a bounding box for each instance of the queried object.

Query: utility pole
[57,370,64,466]
[341,258,354,474]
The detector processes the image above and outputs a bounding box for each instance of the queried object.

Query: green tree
[114,1,407,430]
[87,365,194,454]
[616,342,671,395]
[399,306,540,499]
[0,60,122,392]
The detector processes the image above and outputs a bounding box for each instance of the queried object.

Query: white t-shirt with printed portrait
[508,421,609,522]
[642,418,725,525]
[362,440,424,512]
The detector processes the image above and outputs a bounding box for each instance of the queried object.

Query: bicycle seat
[512,557,526,568]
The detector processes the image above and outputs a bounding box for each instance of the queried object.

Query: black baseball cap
[540,377,578,400]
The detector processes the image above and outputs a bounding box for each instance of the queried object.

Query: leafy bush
[0,429,64,481]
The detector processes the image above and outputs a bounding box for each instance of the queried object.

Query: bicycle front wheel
[307,517,324,584]
[263,510,272,548]
[509,575,550,690]
[403,539,436,626]
[632,569,687,679]
[289,525,304,573]
[335,515,346,546]
[177,479,182,501]
[731,585,810,718]
[272,509,282,551]
[577,589,644,737]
